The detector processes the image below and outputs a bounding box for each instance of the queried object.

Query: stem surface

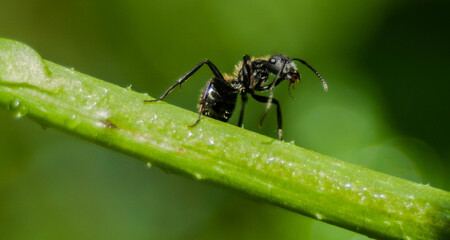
[0,38,449,239]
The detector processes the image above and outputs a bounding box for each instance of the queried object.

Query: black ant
[144,54,327,140]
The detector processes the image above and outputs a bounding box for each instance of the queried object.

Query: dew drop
[95,121,106,128]
[96,110,110,119]
[9,99,20,110]
[319,171,326,178]
[149,114,158,124]
[195,173,202,180]
[8,99,28,118]
[265,157,275,164]
[344,182,352,189]
[16,107,28,118]
[315,213,323,220]
[66,114,81,129]
[146,162,152,168]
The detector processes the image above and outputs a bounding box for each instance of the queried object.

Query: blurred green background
[1,0,449,239]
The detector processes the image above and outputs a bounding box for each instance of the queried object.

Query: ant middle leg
[144,59,225,103]
[237,93,248,127]
[251,93,283,141]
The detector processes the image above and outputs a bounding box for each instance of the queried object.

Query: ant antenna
[260,60,287,127]
[293,58,328,92]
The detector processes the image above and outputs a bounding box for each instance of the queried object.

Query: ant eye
[269,58,276,64]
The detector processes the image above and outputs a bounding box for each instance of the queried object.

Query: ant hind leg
[189,79,213,127]
[144,59,225,102]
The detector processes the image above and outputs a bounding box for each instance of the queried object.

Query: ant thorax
[226,56,273,92]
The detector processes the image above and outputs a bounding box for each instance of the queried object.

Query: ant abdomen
[201,77,238,122]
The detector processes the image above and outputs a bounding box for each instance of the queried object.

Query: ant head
[267,55,300,86]
[268,54,328,92]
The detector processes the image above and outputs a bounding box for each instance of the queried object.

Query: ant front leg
[255,78,285,91]
[144,59,225,103]
[260,61,287,127]
[251,93,283,141]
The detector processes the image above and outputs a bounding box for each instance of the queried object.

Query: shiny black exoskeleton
[144,54,328,140]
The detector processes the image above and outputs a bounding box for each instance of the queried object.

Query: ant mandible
[144,54,328,140]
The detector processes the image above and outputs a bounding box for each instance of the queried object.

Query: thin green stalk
[0,38,449,239]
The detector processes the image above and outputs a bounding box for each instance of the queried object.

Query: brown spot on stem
[102,120,118,129]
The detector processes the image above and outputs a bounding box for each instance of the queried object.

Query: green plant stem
[0,38,449,239]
